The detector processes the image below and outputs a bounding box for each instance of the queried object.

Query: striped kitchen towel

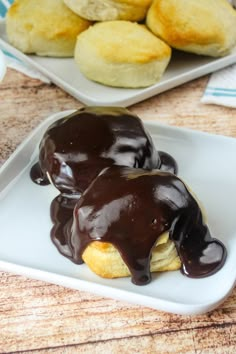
[0,0,12,17]
[0,0,50,83]
[201,64,236,108]
[200,0,236,107]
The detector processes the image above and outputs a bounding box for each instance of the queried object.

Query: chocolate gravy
[30,107,226,285]
[31,107,177,194]
[69,167,226,285]
[30,162,49,186]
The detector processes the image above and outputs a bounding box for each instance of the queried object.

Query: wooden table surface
[0,68,235,353]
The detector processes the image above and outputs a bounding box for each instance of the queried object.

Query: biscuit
[146,0,236,57]
[64,0,152,22]
[74,21,171,88]
[6,0,92,57]
[82,233,181,279]
[71,165,226,285]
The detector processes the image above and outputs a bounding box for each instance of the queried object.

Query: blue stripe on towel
[206,87,236,93]
[0,1,14,17]
[204,92,236,97]
[1,48,22,62]
[0,3,7,17]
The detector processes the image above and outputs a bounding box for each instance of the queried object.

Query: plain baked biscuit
[146,0,236,57]
[74,21,172,88]
[6,0,92,57]
[64,0,152,22]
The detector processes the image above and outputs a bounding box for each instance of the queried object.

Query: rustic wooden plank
[0,271,235,353]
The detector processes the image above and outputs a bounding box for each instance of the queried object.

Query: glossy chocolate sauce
[50,194,76,259]
[69,166,226,285]
[30,161,49,186]
[31,106,177,194]
[30,107,226,285]
[30,106,178,262]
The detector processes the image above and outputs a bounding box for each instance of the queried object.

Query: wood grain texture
[0,68,236,353]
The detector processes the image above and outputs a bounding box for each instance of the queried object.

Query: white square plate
[0,110,235,315]
[1,19,236,106]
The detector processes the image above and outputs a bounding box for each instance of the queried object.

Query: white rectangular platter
[1,19,236,106]
[0,110,235,315]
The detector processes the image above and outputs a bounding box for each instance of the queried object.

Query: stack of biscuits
[6,0,236,88]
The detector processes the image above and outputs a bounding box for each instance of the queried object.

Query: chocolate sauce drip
[158,151,178,174]
[31,106,171,194]
[50,194,80,259]
[48,149,178,265]
[30,162,49,186]
[67,166,226,285]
